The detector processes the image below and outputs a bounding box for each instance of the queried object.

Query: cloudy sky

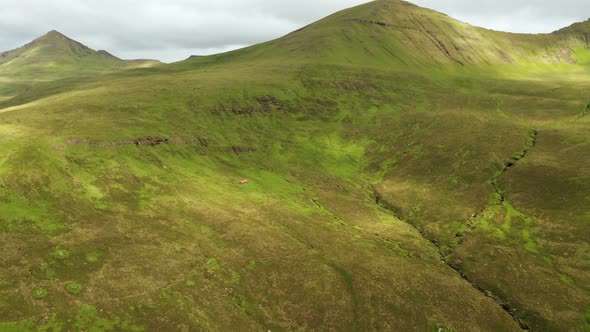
[1,0,589,63]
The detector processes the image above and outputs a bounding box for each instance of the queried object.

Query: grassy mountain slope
[0,31,160,101]
[0,0,589,330]
[179,0,584,69]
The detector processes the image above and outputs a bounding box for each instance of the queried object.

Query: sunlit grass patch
[84,252,103,264]
[66,282,83,294]
[52,247,72,260]
[0,200,67,236]
[560,274,576,286]
[31,288,48,299]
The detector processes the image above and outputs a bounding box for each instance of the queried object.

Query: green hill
[0,0,589,331]
[0,31,122,70]
[0,30,160,101]
[181,0,586,68]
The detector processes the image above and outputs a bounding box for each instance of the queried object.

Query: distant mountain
[0,30,160,100]
[0,30,120,67]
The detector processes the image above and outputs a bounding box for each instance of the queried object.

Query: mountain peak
[33,30,78,45]
[0,29,122,69]
[44,30,70,39]
[46,30,64,36]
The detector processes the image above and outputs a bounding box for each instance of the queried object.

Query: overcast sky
[1,0,589,63]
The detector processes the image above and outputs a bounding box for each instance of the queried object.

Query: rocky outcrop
[210,95,284,116]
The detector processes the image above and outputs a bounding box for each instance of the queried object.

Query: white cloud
[411,0,589,33]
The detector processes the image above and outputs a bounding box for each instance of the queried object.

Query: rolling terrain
[0,0,589,331]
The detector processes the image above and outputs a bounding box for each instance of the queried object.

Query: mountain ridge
[181,0,589,68]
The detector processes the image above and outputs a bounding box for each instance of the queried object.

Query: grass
[0,0,589,330]
[31,289,47,300]
[52,248,72,260]
[65,283,83,294]
[84,252,102,264]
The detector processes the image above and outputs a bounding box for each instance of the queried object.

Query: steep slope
[555,19,590,40]
[0,0,589,331]
[0,31,160,100]
[182,0,581,69]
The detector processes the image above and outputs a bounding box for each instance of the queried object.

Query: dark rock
[133,136,169,146]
